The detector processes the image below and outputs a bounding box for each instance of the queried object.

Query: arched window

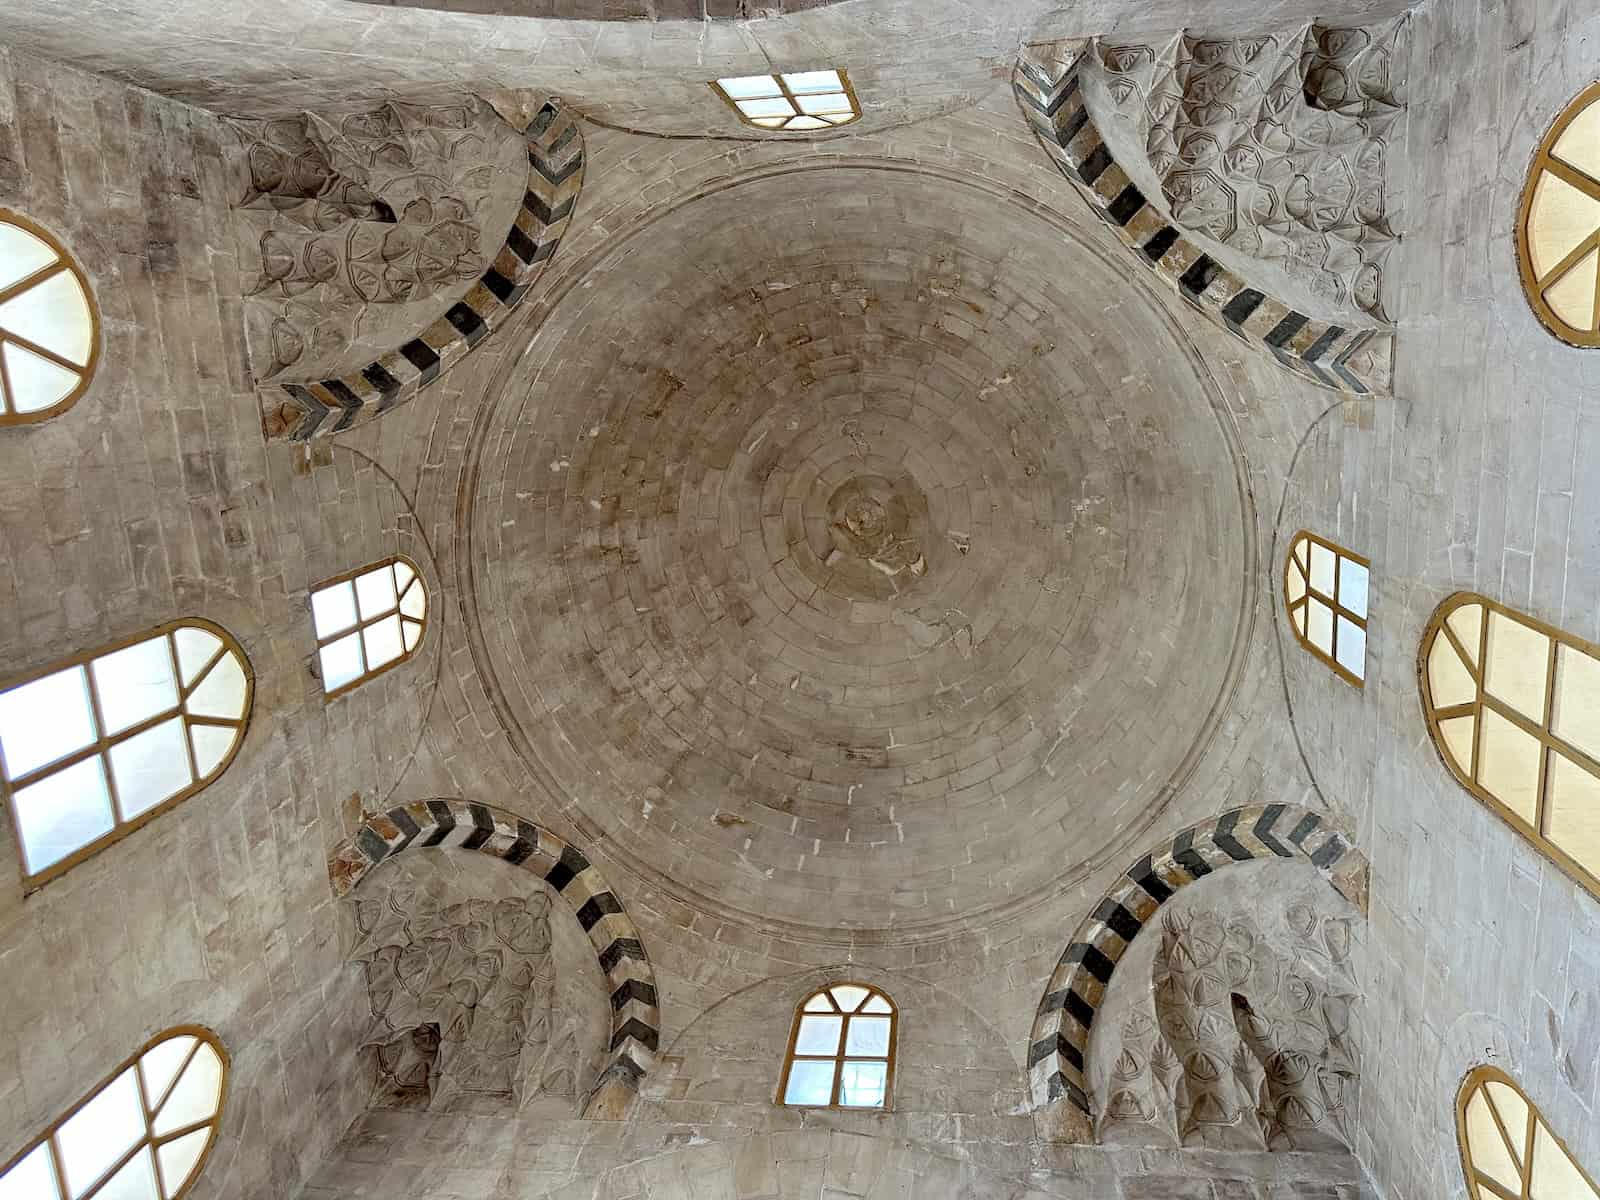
[778,983,896,1109]
[711,70,861,131]
[0,1026,228,1200]
[1284,530,1369,685]
[0,620,252,889]
[1421,592,1600,900]
[0,209,99,425]
[1457,1065,1598,1200]
[1516,82,1600,347]
[310,557,427,697]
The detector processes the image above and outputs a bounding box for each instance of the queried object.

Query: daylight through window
[0,1027,228,1200]
[1457,1065,1599,1200]
[0,620,251,888]
[0,209,98,424]
[779,983,896,1109]
[1517,82,1600,346]
[712,70,860,131]
[1284,530,1369,685]
[311,557,427,696]
[1421,592,1600,900]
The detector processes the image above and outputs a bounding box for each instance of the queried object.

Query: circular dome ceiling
[465,165,1251,937]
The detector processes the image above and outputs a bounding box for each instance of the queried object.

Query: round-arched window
[1516,82,1600,346]
[0,209,99,424]
[778,982,897,1109]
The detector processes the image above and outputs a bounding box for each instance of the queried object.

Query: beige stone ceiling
[460,166,1254,935]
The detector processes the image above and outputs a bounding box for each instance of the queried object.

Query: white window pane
[57,1067,144,1196]
[1337,558,1369,618]
[398,580,426,620]
[189,725,238,779]
[4,341,80,413]
[319,634,363,693]
[862,994,892,1014]
[0,665,96,780]
[0,269,94,367]
[140,1037,197,1108]
[0,222,59,291]
[1309,542,1336,595]
[797,92,853,115]
[185,652,247,721]
[92,638,178,736]
[152,1043,223,1137]
[156,1129,209,1199]
[783,1059,835,1105]
[1485,610,1551,722]
[1553,643,1600,760]
[782,70,843,94]
[392,561,415,592]
[1286,564,1306,604]
[109,717,193,819]
[718,74,782,99]
[738,97,796,119]
[1480,706,1544,826]
[1307,598,1334,654]
[803,993,832,1012]
[0,1143,60,1200]
[1465,1088,1521,1189]
[786,116,829,130]
[845,1015,890,1056]
[838,1060,887,1107]
[362,615,404,671]
[1530,1117,1593,1199]
[830,985,869,1013]
[355,567,397,621]
[172,628,222,689]
[92,1147,157,1200]
[795,1015,841,1055]
[13,756,113,873]
[1335,617,1366,679]
[310,582,357,637]
[401,620,423,652]
[751,117,787,128]
[820,114,853,125]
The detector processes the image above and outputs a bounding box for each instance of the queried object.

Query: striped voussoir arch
[328,798,658,1119]
[267,101,584,441]
[1012,42,1392,399]
[1026,803,1368,1126]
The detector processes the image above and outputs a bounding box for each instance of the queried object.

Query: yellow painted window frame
[0,207,102,425]
[1420,591,1600,903]
[710,69,862,132]
[777,981,898,1110]
[0,618,254,892]
[310,555,428,700]
[1284,530,1369,688]
[1515,81,1600,348]
[1457,1064,1599,1200]
[0,1025,230,1200]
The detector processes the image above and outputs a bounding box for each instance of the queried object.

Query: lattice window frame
[1457,1065,1600,1200]
[1516,81,1600,348]
[0,1026,229,1200]
[309,556,428,699]
[1284,530,1370,687]
[710,70,861,132]
[0,208,100,426]
[0,619,253,891]
[1420,591,1600,902]
[777,982,898,1111]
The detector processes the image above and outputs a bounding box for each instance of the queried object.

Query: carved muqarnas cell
[227,101,511,379]
[352,886,588,1112]
[1097,895,1359,1150]
[1095,19,1405,319]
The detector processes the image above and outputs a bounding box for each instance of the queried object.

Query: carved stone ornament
[351,883,592,1112]
[1092,19,1406,320]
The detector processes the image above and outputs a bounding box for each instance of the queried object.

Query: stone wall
[0,48,441,1199]
[1278,0,1600,1193]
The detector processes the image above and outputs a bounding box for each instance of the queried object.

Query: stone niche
[343,851,610,1115]
[1088,857,1364,1150]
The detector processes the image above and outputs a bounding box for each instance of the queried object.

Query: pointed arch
[327,799,658,1119]
[1,619,253,890]
[1420,591,1600,902]
[1025,804,1368,1135]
